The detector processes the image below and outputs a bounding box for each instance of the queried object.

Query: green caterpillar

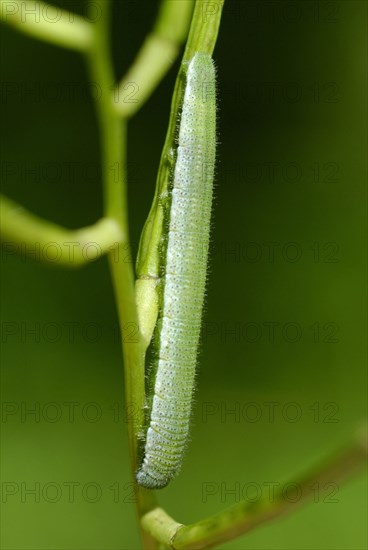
[136,52,217,489]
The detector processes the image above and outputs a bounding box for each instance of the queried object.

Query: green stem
[114,0,194,118]
[85,1,157,547]
[0,194,122,267]
[0,0,93,52]
[142,427,367,549]
[183,0,226,61]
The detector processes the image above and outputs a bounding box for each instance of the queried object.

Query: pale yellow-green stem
[142,427,367,549]
[84,1,157,547]
[114,0,194,118]
[0,0,93,51]
[0,194,122,267]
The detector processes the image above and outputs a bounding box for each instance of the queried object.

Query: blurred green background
[1,0,367,548]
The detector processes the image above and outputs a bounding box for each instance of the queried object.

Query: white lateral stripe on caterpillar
[136,52,216,489]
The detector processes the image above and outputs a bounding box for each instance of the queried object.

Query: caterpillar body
[136,53,216,489]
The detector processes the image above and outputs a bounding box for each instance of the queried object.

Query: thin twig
[0,0,93,52]
[85,1,158,547]
[114,0,194,118]
[0,194,122,267]
[142,427,367,549]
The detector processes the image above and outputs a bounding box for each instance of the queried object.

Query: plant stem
[85,1,157,547]
[114,0,194,118]
[142,427,367,549]
[0,194,122,267]
[0,0,93,52]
